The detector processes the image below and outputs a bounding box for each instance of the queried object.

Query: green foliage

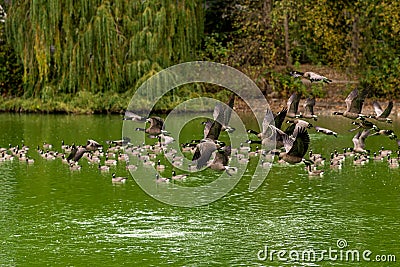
[202,0,400,98]
[5,0,204,96]
[0,11,23,97]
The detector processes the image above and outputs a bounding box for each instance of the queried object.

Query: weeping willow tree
[5,0,204,98]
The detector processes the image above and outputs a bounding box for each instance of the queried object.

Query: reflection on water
[0,113,399,266]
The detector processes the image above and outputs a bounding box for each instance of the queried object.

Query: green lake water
[0,113,399,266]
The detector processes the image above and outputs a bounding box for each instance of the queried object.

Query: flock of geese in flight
[1,71,400,183]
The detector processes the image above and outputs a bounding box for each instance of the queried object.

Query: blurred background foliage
[0,0,399,112]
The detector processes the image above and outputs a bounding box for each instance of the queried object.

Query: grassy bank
[0,91,130,114]
[0,86,231,114]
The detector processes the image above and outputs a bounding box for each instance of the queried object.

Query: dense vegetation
[0,0,399,113]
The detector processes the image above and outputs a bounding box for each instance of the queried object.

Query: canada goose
[278,127,310,164]
[172,160,183,167]
[260,159,272,168]
[290,71,332,87]
[98,164,110,172]
[61,140,69,150]
[85,139,102,151]
[379,147,392,157]
[25,158,34,164]
[286,119,313,130]
[311,155,325,166]
[191,110,225,169]
[106,137,131,146]
[105,155,117,166]
[123,110,147,122]
[369,101,393,123]
[330,160,342,170]
[387,155,399,168]
[213,93,235,133]
[172,170,187,180]
[66,139,102,163]
[43,142,53,150]
[286,92,301,118]
[156,159,165,171]
[305,162,324,176]
[315,126,338,137]
[192,139,219,169]
[155,174,170,183]
[303,71,332,83]
[136,116,165,136]
[349,117,379,132]
[143,159,155,166]
[209,146,231,171]
[301,97,318,120]
[330,153,343,166]
[18,153,27,161]
[157,134,175,146]
[370,129,397,139]
[352,129,370,154]
[333,89,367,119]
[126,163,138,171]
[118,152,128,162]
[373,152,384,161]
[246,106,287,143]
[67,145,86,162]
[112,173,127,183]
[353,155,368,166]
[69,162,81,171]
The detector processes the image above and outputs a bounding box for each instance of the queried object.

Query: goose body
[112,173,127,183]
[315,126,337,137]
[172,170,187,180]
[136,117,165,136]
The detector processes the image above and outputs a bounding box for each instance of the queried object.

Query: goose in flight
[136,116,165,136]
[300,97,318,120]
[352,129,371,154]
[123,110,147,122]
[333,88,368,119]
[67,139,102,163]
[212,94,236,133]
[369,101,393,123]
[315,126,337,137]
[278,127,311,164]
[290,71,332,84]
[286,92,302,118]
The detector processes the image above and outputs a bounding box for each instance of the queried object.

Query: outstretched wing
[372,101,383,117]
[223,94,235,126]
[203,119,213,139]
[274,107,287,129]
[346,89,367,114]
[287,127,310,158]
[380,101,393,118]
[67,145,77,162]
[287,93,301,115]
[359,129,370,149]
[261,109,275,136]
[303,97,316,115]
[206,120,222,141]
